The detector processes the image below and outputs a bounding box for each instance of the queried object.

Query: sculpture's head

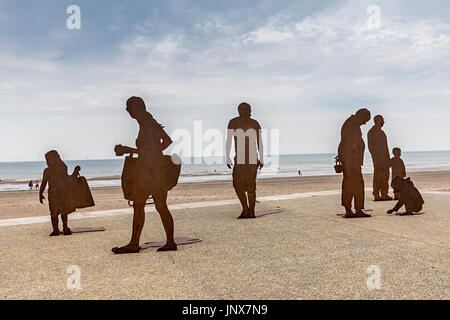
[393,147,401,158]
[391,176,405,192]
[238,102,251,118]
[374,115,384,128]
[45,150,62,167]
[126,96,146,120]
[355,108,371,125]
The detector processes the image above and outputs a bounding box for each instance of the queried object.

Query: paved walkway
[0,192,448,299]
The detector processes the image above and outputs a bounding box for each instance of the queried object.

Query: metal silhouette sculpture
[337,108,371,218]
[387,176,424,215]
[112,96,181,254]
[226,102,263,219]
[368,115,392,201]
[390,147,406,200]
[39,150,95,236]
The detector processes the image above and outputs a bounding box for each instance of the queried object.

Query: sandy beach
[2,170,450,220]
[0,171,449,299]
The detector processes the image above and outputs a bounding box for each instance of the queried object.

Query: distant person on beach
[28,180,33,190]
[390,147,406,200]
[226,102,263,219]
[39,150,80,236]
[368,115,392,201]
[337,108,371,218]
[35,180,39,190]
[387,176,424,215]
[298,170,302,176]
[112,96,179,254]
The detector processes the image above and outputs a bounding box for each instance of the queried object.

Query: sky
[0,0,449,161]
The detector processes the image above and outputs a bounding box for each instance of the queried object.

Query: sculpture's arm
[39,170,48,204]
[257,129,264,169]
[387,198,404,213]
[114,145,138,156]
[160,128,173,151]
[226,128,233,168]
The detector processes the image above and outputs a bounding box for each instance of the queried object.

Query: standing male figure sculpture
[368,115,392,201]
[226,102,264,219]
[337,108,371,218]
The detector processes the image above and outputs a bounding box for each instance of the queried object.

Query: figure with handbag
[112,96,180,254]
[39,150,94,236]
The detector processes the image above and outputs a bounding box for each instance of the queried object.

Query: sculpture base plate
[140,237,201,250]
[341,214,371,218]
[396,212,424,216]
[254,208,282,217]
[336,209,372,217]
[71,227,105,233]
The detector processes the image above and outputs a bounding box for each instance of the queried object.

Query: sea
[1,151,450,192]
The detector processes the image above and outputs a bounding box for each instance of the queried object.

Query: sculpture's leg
[403,203,421,215]
[246,165,258,218]
[247,191,256,218]
[355,167,370,217]
[342,166,354,217]
[372,170,378,199]
[380,166,392,199]
[154,191,177,252]
[233,165,250,218]
[373,166,381,200]
[61,214,71,235]
[49,215,60,236]
[111,199,144,254]
[236,189,250,218]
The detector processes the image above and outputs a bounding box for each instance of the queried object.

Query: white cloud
[245,26,293,44]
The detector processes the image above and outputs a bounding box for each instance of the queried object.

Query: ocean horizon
[1,150,450,192]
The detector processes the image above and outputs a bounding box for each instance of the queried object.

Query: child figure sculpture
[387,176,424,215]
[39,150,80,236]
[390,147,406,200]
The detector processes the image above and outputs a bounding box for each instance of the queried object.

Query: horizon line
[1,149,450,163]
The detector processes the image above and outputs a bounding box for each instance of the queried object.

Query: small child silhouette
[39,150,80,236]
[390,147,406,200]
[387,176,424,215]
